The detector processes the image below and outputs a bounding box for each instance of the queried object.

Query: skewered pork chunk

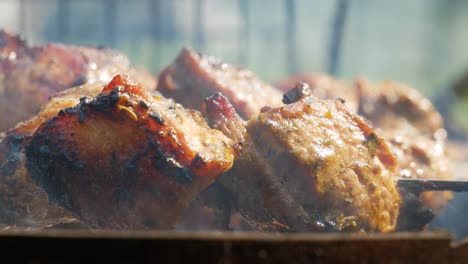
[0,30,157,132]
[276,73,359,113]
[356,77,453,213]
[25,75,236,229]
[158,48,283,119]
[0,83,104,228]
[203,83,401,232]
[278,73,452,216]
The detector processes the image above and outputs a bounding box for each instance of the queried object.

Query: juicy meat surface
[276,73,359,113]
[25,75,236,229]
[0,30,157,131]
[158,48,283,119]
[356,77,453,212]
[0,83,103,228]
[204,85,401,232]
[356,77,443,134]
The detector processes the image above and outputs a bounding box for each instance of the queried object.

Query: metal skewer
[397,178,468,193]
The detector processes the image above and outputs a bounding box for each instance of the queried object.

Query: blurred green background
[1,0,468,134]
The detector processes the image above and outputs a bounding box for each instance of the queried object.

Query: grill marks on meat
[158,48,283,119]
[25,75,236,229]
[204,85,400,232]
[0,30,156,132]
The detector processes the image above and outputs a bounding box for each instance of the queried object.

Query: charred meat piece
[0,30,157,131]
[0,83,103,228]
[158,48,283,119]
[276,73,359,113]
[356,77,453,213]
[203,84,401,232]
[25,75,236,230]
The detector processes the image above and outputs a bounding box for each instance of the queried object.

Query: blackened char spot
[365,132,378,156]
[149,112,165,125]
[282,82,311,104]
[77,97,89,123]
[151,139,192,184]
[139,100,149,109]
[173,166,193,184]
[25,137,77,212]
[191,153,206,170]
[89,86,121,110]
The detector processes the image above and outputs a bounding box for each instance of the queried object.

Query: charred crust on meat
[77,97,89,123]
[149,111,165,125]
[139,100,149,109]
[191,153,206,169]
[151,140,193,184]
[84,88,121,111]
[282,82,312,104]
[173,166,193,184]
[25,139,77,212]
[365,132,378,156]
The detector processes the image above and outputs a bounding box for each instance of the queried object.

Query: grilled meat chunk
[158,48,283,119]
[276,73,359,113]
[0,83,103,228]
[25,75,236,229]
[356,77,443,135]
[356,77,453,213]
[204,84,401,232]
[0,30,157,131]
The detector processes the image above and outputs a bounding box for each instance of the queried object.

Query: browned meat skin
[158,48,283,119]
[25,75,236,230]
[356,77,443,134]
[201,93,246,148]
[276,73,359,113]
[355,77,453,213]
[204,85,401,232]
[0,30,157,132]
[0,83,103,228]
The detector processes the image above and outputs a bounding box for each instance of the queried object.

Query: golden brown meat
[0,83,103,228]
[276,73,359,113]
[158,48,283,119]
[25,75,236,229]
[0,30,157,132]
[204,83,401,232]
[356,77,453,213]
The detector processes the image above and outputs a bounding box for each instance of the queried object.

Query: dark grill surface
[1,230,466,263]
